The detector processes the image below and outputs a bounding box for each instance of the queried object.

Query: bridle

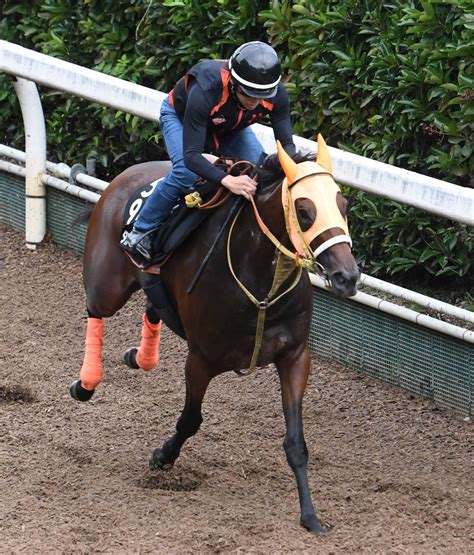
[283,168,352,276]
[186,156,352,280]
[246,168,352,279]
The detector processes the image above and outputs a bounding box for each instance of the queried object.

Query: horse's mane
[256,151,315,191]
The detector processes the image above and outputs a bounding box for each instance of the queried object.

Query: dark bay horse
[70,135,359,533]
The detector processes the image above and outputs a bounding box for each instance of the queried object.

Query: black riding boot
[120,228,153,260]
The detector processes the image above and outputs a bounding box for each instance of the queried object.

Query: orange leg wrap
[79,317,104,391]
[136,314,161,371]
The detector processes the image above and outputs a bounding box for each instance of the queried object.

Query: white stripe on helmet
[230,67,281,90]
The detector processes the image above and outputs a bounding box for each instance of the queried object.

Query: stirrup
[120,229,153,260]
[123,250,161,273]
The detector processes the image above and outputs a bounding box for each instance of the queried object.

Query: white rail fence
[0,40,473,344]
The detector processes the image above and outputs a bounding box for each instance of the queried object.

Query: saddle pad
[121,179,221,267]
[122,177,166,230]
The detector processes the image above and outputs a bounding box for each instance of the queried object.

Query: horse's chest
[197,317,307,370]
[256,328,293,365]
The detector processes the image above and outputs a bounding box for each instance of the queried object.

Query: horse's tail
[72,205,94,227]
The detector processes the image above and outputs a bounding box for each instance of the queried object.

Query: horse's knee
[86,303,116,319]
[86,289,116,318]
[283,436,308,468]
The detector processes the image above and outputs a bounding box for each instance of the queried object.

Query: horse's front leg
[275,345,326,534]
[150,350,211,470]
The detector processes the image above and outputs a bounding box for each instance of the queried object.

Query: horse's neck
[233,181,289,276]
[255,181,287,245]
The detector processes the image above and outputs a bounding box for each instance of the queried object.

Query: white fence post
[12,77,47,248]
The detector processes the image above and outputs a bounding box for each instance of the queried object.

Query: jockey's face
[235,87,260,111]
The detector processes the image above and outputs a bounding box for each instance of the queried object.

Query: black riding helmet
[229,41,281,99]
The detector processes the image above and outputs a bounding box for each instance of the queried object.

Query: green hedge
[0,0,472,283]
[265,0,473,181]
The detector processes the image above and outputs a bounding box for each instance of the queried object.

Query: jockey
[120,41,296,260]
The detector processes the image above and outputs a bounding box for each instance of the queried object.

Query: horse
[70,134,359,533]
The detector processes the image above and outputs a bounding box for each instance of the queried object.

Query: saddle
[121,178,226,272]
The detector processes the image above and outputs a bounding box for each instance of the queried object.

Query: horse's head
[277,135,359,297]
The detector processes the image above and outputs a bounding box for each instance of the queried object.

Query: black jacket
[169,60,295,184]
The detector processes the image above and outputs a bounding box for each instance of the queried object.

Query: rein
[227,203,303,376]
[226,168,352,374]
[185,160,309,375]
[185,159,253,210]
[247,196,315,271]
[185,186,231,210]
[248,170,348,276]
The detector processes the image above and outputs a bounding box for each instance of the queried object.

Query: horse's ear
[277,140,298,182]
[316,134,332,173]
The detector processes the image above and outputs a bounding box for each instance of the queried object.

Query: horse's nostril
[331,271,344,287]
[330,268,360,297]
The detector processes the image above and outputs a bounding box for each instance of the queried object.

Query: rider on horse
[120,41,296,260]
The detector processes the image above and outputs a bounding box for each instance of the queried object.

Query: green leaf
[419,249,439,263]
[330,50,352,62]
[440,83,458,92]
[459,73,474,88]
[292,5,310,16]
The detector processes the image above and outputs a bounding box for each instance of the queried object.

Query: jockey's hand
[221,174,257,199]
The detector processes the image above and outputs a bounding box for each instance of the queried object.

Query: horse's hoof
[69,379,95,402]
[149,448,174,471]
[300,515,327,534]
[124,347,140,369]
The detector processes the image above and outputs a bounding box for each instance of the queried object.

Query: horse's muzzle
[328,267,360,298]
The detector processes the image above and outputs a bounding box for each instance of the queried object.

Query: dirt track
[1,225,473,553]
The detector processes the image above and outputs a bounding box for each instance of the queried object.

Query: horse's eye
[295,198,317,232]
[337,191,348,218]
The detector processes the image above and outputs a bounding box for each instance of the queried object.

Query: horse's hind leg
[70,254,140,402]
[275,346,326,534]
[69,314,105,401]
[124,301,162,371]
[150,350,211,470]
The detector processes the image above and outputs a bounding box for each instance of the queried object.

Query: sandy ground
[1,225,473,554]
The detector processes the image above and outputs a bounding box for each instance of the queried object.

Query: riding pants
[134,97,264,233]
